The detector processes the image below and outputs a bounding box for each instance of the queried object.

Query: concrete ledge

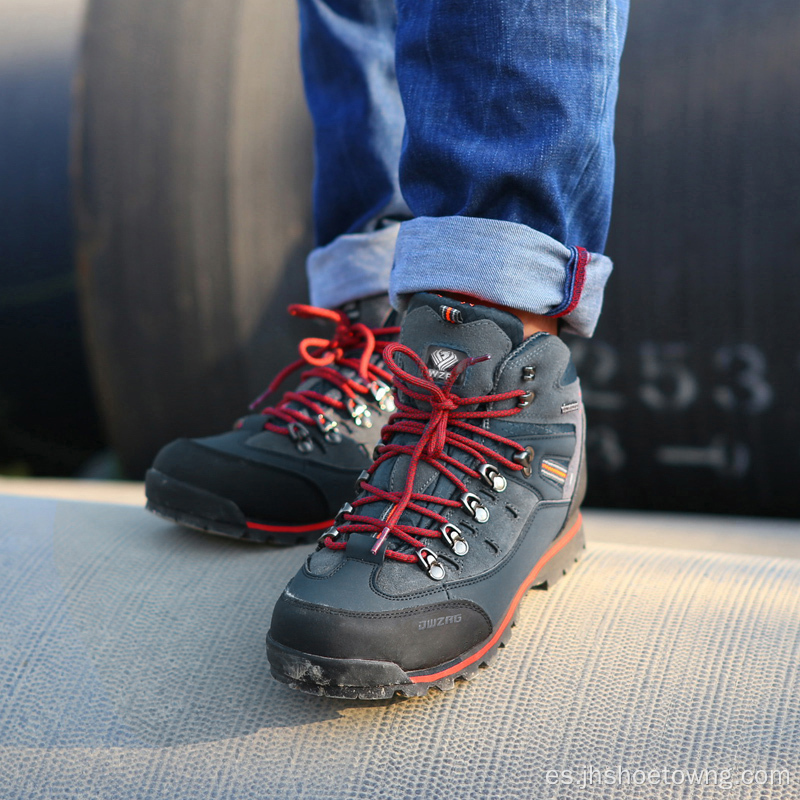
[586,508,800,560]
[0,496,798,798]
[1,479,799,558]
[0,477,145,506]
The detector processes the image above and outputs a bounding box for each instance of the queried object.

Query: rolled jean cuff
[390,216,613,337]
[307,223,399,309]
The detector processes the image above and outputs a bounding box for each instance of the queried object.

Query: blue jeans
[300,0,629,337]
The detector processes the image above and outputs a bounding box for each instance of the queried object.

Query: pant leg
[389,0,629,337]
[298,0,411,308]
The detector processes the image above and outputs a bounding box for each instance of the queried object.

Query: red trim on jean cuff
[550,247,590,319]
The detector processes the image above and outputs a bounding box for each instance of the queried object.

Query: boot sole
[144,469,333,545]
[267,514,585,698]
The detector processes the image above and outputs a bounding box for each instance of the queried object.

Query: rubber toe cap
[150,436,331,524]
[269,588,492,673]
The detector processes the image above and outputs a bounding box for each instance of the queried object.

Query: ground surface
[1,481,798,799]
[1,477,797,558]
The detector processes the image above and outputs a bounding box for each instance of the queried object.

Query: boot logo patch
[439,305,464,324]
[431,348,460,371]
[425,345,469,385]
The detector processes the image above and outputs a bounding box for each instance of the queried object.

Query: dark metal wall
[577,0,800,515]
[74,0,315,478]
[0,0,103,475]
[4,0,799,516]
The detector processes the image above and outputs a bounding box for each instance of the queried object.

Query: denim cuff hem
[307,224,399,309]
[390,216,612,337]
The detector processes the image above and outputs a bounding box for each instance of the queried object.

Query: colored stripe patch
[439,305,463,324]
[540,458,569,486]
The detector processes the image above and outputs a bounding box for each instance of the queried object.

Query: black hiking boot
[145,296,401,545]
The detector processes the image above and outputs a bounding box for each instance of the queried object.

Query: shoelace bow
[247,304,401,435]
[322,341,531,564]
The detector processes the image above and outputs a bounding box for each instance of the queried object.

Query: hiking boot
[267,292,587,697]
[145,296,401,545]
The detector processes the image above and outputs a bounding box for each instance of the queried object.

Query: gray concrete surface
[0,494,798,799]
[585,508,800,560]
[0,477,146,506]
[1,478,797,559]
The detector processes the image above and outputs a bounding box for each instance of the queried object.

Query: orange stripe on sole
[246,518,335,534]
[409,514,582,684]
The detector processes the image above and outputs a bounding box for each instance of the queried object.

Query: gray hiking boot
[267,292,586,698]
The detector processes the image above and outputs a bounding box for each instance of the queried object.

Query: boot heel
[531,516,586,591]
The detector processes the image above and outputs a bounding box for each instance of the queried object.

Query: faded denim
[299,0,629,336]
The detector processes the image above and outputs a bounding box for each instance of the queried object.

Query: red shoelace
[322,341,532,565]
[247,305,401,436]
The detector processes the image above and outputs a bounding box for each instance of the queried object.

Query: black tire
[74,0,800,515]
[575,0,800,516]
[0,0,103,475]
[73,0,315,477]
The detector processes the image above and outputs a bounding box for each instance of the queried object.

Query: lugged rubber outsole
[145,469,331,546]
[267,515,586,698]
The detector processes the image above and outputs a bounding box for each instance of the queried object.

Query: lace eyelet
[441,522,469,556]
[334,502,353,524]
[368,380,396,412]
[316,413,336,433]
[317,526,340,547]
[316,414,342,444]
[513,446,535,477]
[478,463,507,492]
[522,366,536,381]
[354,469,370,492]
[460,492,489,523]
[288,422,314,453]
[347,398,373,428]
[417,547,446,580]
[517,391,535,407]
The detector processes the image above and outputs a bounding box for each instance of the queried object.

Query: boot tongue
[398,292,524,400]
[340,293,394,330]
[372,293,524,542]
